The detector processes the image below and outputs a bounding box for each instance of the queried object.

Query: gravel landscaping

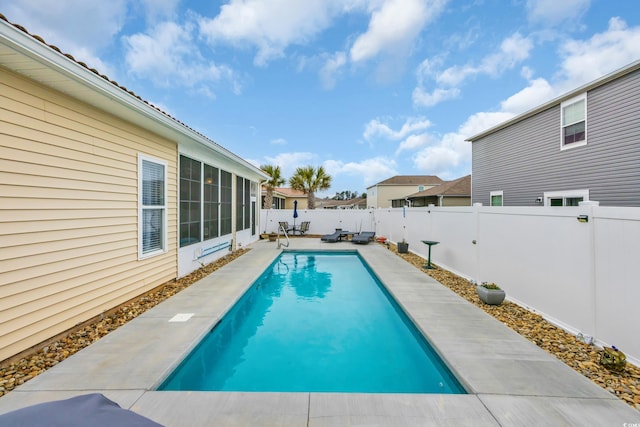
[1,243,638,412]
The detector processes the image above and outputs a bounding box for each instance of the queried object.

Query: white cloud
[480,33,534,76]
[526,0,591,27]
[271,138,288,145]
[324,157,398,188]
[412,111,514,178]
[412,87,460,107]
[138,0,181,22]
[413,33,533,107]
[263,152,317,178]
[499,77,555,114]
[363,116,432,140]
[350,0,447,63]
[198,0,343,66]
[498,17,640,116]
[557,17,640,90]
[319,51,347,89]
[396,133,432,154]
[3,0,126,76]
[123,21,239,94]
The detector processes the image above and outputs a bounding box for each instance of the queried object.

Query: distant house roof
[368,175,443,188]
[466,60,640,142]
[406,175,471,198]
[273,187,306,197]
[316,197,367,209]
[0,13,268,180]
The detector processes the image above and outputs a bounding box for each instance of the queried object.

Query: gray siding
[472,69,640,206]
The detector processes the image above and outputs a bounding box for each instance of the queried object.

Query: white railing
[260,205,640,366]
[277,223,290,249]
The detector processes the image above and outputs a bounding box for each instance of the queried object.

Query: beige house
[366,175,443,208]
[403,175,471,207]
[261,187,308,209]
[0,16,267,362]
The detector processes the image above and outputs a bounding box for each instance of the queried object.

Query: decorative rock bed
[386,242,640,411]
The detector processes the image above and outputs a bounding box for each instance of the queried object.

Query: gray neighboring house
[467,60,640,207]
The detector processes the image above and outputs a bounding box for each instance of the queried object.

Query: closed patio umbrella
[293,200,298,234]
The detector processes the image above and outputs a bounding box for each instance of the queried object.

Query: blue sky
[3,0,640,197]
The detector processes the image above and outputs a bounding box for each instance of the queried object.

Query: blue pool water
[160,251,465,393]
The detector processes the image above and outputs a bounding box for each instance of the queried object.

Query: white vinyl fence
[261,204,640,366]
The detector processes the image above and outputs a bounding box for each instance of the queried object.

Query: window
[203,164,219,240]
[490,191,503,206]
[220,170,232,235]
[561,94,586,149]
[179,156,201,247]
[179,155,235,245]
[139,155,167,258]
[235,176,251,231]
[544,189,589,207]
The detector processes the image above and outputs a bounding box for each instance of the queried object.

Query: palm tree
[260,164,285,209]
[289,165,332,210]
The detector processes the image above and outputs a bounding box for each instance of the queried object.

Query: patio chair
[321,229,342,242]
[298,221,310,235]
[278,222,290,233]
[352,231,375,244]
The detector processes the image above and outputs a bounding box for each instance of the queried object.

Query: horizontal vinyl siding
[473,68,640,207]
[0,68,178,361]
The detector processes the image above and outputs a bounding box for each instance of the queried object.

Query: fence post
[578,200,599,343]
[473,203,482,285]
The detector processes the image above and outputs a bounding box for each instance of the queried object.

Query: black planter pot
[397,242,409,253]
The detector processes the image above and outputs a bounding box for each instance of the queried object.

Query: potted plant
[397,225,409,253]
[476,282,505,305]
[268,232,277,242]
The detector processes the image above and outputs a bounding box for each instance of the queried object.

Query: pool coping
[1,239,639,426]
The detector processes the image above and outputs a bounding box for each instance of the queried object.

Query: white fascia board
[0,19,268,180]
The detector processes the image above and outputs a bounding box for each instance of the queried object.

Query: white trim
[490,190,503,206]
[138,154,168,259]
[560,93,587,151]
[543,189,589,207]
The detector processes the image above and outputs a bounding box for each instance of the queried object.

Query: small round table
[421,240,440,269]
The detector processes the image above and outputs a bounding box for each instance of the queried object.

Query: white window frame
[138,154,168,259]
[560,93,587,151]
[490,190,503,206]
[543,189,589,207]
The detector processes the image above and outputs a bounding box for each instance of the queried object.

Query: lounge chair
[321,229,342,242]
[352,231,375,244]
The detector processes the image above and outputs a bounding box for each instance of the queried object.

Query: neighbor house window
[139,155,167,258]
[544,189,589,206]
[179,156,201,247]
[490,191,503,206]
[561,94,587,149]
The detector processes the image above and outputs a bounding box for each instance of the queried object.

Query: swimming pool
[160,251,465,393]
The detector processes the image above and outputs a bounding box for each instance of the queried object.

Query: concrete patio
[0,238,638,426]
